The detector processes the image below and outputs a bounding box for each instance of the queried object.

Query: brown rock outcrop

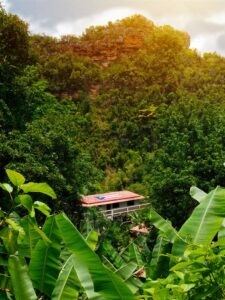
[59,33,144,65]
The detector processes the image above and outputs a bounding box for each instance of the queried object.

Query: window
[106,204,111,210]
[128,201,134,206]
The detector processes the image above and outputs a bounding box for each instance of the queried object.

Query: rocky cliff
[59,33,143,66]
[58,15,155,66]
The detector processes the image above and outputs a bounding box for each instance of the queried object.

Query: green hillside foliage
[1,7,225,299]
[1,8,225,226]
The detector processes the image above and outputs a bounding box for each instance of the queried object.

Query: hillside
[1,11,225,229]
[31,15,190,67]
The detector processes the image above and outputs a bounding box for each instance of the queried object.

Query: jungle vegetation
[1,6,225,299]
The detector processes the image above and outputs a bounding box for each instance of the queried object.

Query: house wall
[98,200,141,211]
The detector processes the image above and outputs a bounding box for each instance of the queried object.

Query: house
[81,190,149,218]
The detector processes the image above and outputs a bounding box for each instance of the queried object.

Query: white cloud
[5,0,225,55]
[208,12,225,25]
[54,7,148,37]
[28,19,56,36]
[1,0,11,10]
[190,32,223,54]
[14,15,56,36]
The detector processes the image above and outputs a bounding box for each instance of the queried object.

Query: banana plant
[148,234,171,279]
[0,169,56,299]
[55,213,136,299]
[97,236,149,294]
[141,185,225,299]
[190,186,225,243]
[0,169,137,299]
[172,186,225,257]
[148,209,181,244]
[148,186,225,257]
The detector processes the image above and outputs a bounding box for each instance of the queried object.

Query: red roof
[81,190,144,207]
[130,225,149,234]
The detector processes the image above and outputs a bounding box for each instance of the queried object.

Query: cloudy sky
[2,0,225,56]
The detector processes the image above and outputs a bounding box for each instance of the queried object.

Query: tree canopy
[1,11,225,225]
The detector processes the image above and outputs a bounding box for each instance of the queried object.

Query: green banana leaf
[190,187,225,245]
[190,186,207,203]
[218,223,225,242]
[0,270,11,293]
[172,186,225,257]
[116,261,142,294]
[86,230,98,251]
[8,255,37,300]
[99,241,126,269]
[125,277,143,295]
[56,213,135,300]
[148,209,180,243]
[32,223,52,244]
[121,236,150,266]
[0,291,11,300]
[217,219,225,248]
[51,255,80,300]
[29,216,61,296]
[102,256,142,294]
[149,235,170,279]
[115,261,137,281]
[128,244,144,268]
[101,255,118,272]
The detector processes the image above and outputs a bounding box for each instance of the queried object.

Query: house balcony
[100,203,150,218]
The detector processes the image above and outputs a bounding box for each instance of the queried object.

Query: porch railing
[101,203,150,218]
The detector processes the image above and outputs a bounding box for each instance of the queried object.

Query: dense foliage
[1,6,225,298]
[0,169,135,299]
[2,169,225,299]
[1,8,225,226]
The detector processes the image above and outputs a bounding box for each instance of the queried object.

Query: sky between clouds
[2,0,225,56]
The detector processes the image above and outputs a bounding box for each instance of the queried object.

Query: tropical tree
[145,92,225,226]
[0,7,29,67]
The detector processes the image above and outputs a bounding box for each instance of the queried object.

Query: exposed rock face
[59,33,144,66]
[32,15,190,69]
